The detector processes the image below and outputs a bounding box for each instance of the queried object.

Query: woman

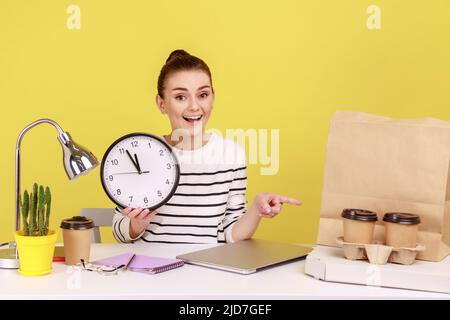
[112,50,301,244]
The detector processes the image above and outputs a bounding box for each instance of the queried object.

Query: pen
[125,254,136,270]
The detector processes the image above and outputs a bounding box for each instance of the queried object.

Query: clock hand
[134,153,142,174]
[126,149,140,173]
[112,171,150,175]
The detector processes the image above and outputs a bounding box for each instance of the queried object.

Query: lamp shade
[58,132,99,180]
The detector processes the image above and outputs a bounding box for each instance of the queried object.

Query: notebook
[93,252,184,274]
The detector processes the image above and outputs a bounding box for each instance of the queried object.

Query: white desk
[0,243,448,299]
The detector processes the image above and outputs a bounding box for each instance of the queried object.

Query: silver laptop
[176,239,313,274]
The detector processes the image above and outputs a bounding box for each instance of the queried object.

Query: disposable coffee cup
[383,212,421,248]
[61,216,95,265]
[341,209,378,244]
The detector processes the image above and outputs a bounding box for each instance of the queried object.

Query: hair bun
[166,49,190,63]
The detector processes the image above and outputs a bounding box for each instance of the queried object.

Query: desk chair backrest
[80,208,115,243]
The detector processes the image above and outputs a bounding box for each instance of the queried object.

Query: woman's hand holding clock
[101,133,180,240]
[121,207,157,239]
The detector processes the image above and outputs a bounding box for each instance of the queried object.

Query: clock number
[131,141,138,148]
[166,163,171,170]
[144,197,148,204]
[118,148,125,154]
[148,142,151,148]
[117,189,121,195]
[128,196,133,202]
[165,179,170,184]
[111,159,119,165]
[157,190,162,197]
[159,150,164,156]
[108,175,114,181]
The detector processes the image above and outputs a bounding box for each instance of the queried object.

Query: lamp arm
[15,119,65,231]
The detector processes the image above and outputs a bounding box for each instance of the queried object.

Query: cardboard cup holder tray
[336,237,425,265]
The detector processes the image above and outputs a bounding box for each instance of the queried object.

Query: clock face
[100,133,180,210]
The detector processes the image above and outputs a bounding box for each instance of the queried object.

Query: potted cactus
[14,183,57,276]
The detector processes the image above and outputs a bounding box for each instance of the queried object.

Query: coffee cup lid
[60,216,95,230]
[383,212,421,225]
[341,208,378,222]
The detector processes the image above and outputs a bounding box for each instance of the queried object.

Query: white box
[304,246,450,294]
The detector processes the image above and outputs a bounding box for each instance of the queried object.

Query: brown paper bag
[317,111,450,261]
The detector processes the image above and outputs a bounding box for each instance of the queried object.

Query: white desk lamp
[0,119,99,269]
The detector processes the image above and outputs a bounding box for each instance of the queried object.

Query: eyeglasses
[75,259,125,276]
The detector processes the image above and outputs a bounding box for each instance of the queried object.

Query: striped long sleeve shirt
[112,132,247,244]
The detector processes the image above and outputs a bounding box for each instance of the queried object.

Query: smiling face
[156,70,214,141]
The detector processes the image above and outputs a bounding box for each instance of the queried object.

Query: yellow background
[1,0,449,244]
